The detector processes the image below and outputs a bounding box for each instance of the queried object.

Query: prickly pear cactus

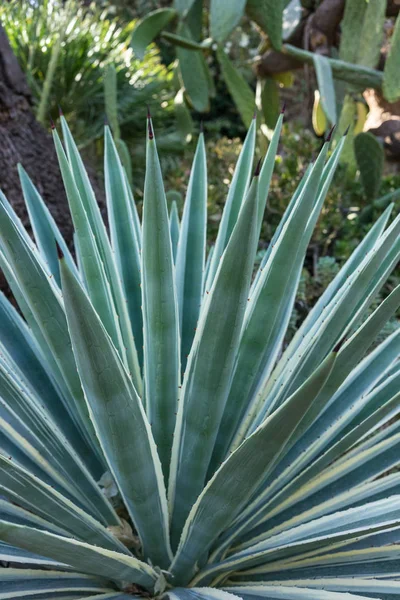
[354,132,384,200]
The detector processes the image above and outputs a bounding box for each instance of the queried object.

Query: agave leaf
[0,569,112,597]
[0,352,119,525]
[0,455,124,551]
[0,498,70,536]
[0,253,95,460]
[53,130,126,364]
[124,169,141,250]
[131,8,177,60]
[204,245,214,289]
[256,111,284,234]
[274,202,393,380]
[18,165,78,287]
[232,544,400,579]
[0,196,100,460]
[243,284,400,522]
[254,209,400,429]
[0,542,64,567]
[170,351,336,584]
[60,117,142,394]
[205,117,256,289]
[175,132,207,369]
[168,588,242,600]
[104,127,143,367]
[142,122,180,483]
[0,291,87,457]
[60,259,172,568]
[169,174,261,550]
[0,522,160,590]
[242,468,400,551]
[236,495,400,562]
[214,138,333,464]
[83,594,139,600]
[229,578,400,595]
[224,584,373,599]
[209,0,246,43]
[251,163,313,293]
[170,200,180,262]
[239,421,400,554]
[230,326,400,545]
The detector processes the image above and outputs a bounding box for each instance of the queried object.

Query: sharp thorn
[148,119,154,140]
[254,157,263,176]
[55,241,64,260]
[325,124,336,142]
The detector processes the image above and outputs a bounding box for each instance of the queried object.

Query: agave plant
[0,111,399,600]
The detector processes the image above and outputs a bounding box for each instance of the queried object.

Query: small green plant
[0,0,175,150]
[0,113,399,599]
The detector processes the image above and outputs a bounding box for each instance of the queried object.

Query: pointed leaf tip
[200,120,204,133]
[253,108,257,120]
[325,124,336,142]
[148,119,154,140]
[49,115,55,130]
[333,337,346,353]
[344,124,351,136]
[55,241,64,260]
[58,105,63,117]
[281,101,286,114]
[147,104,151,119]
[254,157,263,177]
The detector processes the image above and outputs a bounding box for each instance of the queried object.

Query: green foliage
[313,54,337,126]
[354,0,386,69]
[0,0,175,151]
[354,132,384,200]
[176,23,211,113]
[0,114,399,598]
[245,0,284,50]
[339,0,368,63]
[216,46,255,127]
[259,78,280,129]
[210,0,246,43]
[383,10,400,103]
[127,0,400,157]
[130,7,177,59]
